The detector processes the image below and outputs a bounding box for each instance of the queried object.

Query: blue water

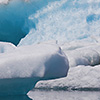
[0,95,31,100]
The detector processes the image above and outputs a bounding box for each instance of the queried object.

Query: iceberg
[35,65,100,90]
[1,0,100,95]
[35,41,100,90]
[0,42,69,95]
[61,41,100,67]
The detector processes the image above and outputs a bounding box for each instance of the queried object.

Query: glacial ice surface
[61,41,100,67]
[35,41,100,90]
[19,0,100,46]
[0,42,69,95]
[35,65,100,90]
[1,0,100,94]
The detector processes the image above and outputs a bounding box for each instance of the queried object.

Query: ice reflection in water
[0,90,100,100]
[28,90,100,100]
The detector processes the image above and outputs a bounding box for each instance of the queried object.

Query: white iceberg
[61,41,100,67]
[1,0,100,95]
[35,65,100,90]
[0,42,69,95]
[34,41,100,90]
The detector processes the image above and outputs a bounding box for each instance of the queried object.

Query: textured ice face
[35,41,100,90]
[35,65,100,90]
[1,0,100,46]
[19,0,100,46]
[61,41,100,67]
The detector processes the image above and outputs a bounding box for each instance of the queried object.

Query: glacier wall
[0,0,100,46]
[19,0,100,46]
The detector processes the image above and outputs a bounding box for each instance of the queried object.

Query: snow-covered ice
[1,0,100,96]
[0,42,69,95]
[61,41,100,67]
[35,65,100,90]
[34,41,100,90]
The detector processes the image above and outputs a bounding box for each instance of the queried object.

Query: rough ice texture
[0,43,69,79]
[35,65,100,90]
[34,41,100,90]
[61,41,100,67]
[18,0,100,46]
[0,42,69,95]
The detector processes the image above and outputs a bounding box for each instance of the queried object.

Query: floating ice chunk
[61,41,100,67]
[0,42,69,95]
[35,40,100,90]
[66,47,100,67]
[35,65,100,90]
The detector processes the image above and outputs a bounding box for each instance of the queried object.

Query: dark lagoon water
[0,90,99,100]
[0,95,31,100]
